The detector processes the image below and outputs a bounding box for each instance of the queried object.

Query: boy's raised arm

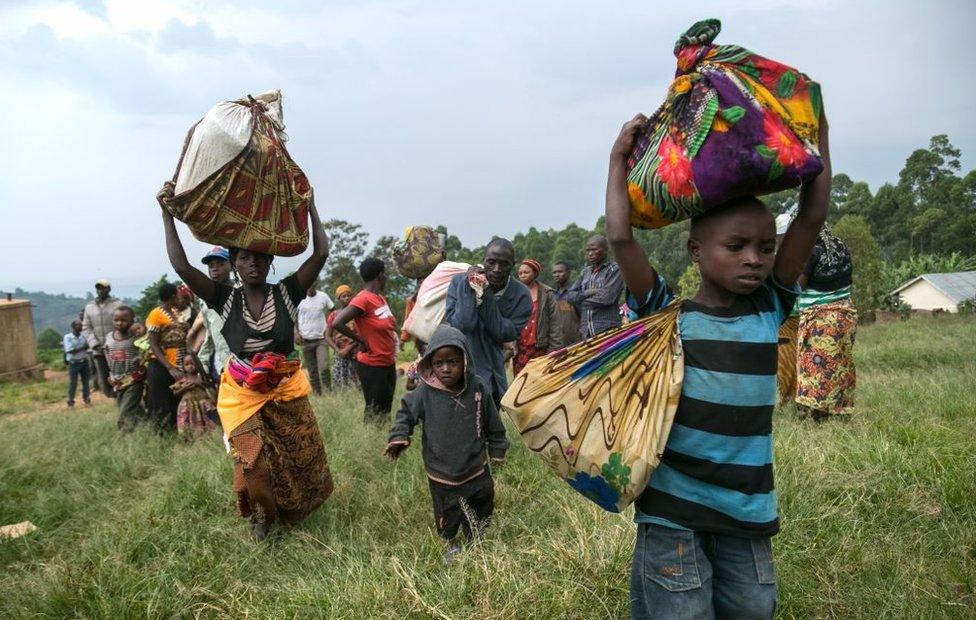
[775,110,831,286]
[605,114,659,303]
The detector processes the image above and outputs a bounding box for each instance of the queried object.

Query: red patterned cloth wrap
[626,18,824,229]
[163,91,311,257]
[227,352,302,394]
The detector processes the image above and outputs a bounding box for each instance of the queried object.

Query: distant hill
[1,288,134,337]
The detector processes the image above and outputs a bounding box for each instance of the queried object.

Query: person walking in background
[795,225,857,421]
[327,284,360,389]
[513,259,563,374]
[64,320,91,408]
[443,238,531,406]
[570,235,625,339]
[103,306,146,431]
[330,259,398,425]
[82,279,122,398]
[551,261,581,348]
[295,279,335,395]
[145,282,193,433]
[189,246,234,385]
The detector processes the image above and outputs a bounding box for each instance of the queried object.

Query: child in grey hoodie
[386,324,508,562]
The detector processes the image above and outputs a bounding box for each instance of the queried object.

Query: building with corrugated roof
[890,271,976,313]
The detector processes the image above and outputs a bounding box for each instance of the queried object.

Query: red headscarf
[522,258,543,275]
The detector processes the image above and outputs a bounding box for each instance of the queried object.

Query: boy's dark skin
[112,308,135,342]
[68,321,88,354]
[605,111,830,305]
[384,345,465,460]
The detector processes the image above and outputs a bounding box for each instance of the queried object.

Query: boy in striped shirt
[605,111,830,619]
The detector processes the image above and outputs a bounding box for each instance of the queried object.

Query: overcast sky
[1,0,974,297]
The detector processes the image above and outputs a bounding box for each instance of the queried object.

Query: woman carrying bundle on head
[157,182,334,541]
[794,223,857,420]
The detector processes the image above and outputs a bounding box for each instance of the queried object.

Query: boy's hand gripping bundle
[160,90,312,257]
[627,18,824,229]
[501,304,684,513]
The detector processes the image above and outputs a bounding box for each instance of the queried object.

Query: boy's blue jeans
[630,522,776,620]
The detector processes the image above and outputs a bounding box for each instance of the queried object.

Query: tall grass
[1,316,974,618]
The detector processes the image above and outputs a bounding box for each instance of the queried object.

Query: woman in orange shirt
[145,283,193,433]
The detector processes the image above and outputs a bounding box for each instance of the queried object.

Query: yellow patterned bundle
[501,304,684,512]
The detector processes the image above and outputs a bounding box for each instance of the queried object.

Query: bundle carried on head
[161,90,312,257]
[627,19,824,228]
[394,225,446,279]
[403,261,471,343]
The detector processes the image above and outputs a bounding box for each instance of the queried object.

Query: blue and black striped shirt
[630,275,798,537]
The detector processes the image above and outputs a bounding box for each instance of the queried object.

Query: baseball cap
[202,246,230,264]
[95,279,111,288]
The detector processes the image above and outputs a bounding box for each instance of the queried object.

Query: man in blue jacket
[443,238,531,406]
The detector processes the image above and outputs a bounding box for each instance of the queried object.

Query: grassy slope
[0,316,974,619]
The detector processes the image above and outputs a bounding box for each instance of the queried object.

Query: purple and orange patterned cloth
[627,18,824,229]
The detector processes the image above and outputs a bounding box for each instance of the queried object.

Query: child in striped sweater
[604,110,830,619]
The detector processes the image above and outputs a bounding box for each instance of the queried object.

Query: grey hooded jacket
[388,324,509,484]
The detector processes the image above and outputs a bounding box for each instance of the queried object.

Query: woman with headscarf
[513,258,563,375]
[327,284,360,389]
[158,182,333,541]
[795,224,857,420]
[145,282,194,433]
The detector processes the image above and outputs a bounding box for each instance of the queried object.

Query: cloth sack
[163,90,312,257]
[403,261,470,343]
[627,19,824,229]
[394,226,446,279]
[501,303,684,513]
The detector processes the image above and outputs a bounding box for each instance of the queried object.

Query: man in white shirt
[295,280,335,395]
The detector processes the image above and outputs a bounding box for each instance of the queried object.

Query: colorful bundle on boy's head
[627,18,824,229]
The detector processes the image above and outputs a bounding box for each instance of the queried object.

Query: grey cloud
[1,24,191,115]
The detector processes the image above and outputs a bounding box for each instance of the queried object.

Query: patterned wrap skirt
[228,395,333,525]
[776,316,799,407]
[795,298,857,415]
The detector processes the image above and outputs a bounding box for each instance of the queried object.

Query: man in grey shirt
[82,279,122,398]
[568,235,624,339]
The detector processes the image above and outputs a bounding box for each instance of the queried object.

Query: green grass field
[1,316,974,618]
